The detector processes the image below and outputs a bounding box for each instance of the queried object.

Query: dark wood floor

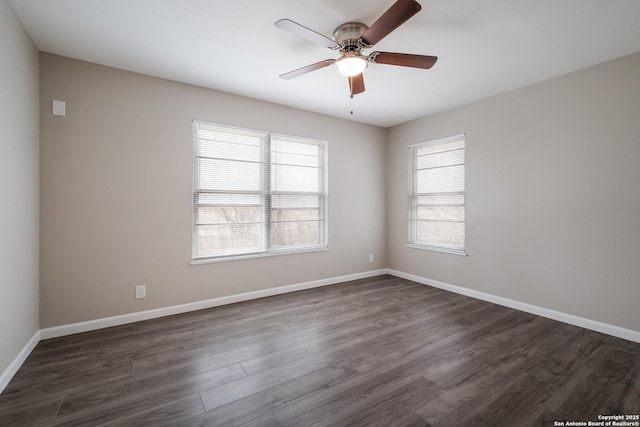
[1,275,639,426]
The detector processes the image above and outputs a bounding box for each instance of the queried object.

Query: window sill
[191,246,330,265]
[406,244,467,256]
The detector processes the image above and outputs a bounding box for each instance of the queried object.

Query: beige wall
[387,51,640,332]
[39,53,387,328]
[0,0,40,375]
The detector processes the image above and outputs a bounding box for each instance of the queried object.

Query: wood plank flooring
[1,275,639,426]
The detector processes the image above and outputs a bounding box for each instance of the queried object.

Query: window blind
[271,134,326,250]
[193,121,327,260]
[409,134,466,254]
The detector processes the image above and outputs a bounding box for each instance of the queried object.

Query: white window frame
[192,120,328,263]
[408,134,467,256]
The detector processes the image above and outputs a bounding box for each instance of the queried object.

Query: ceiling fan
[275,0,438,97]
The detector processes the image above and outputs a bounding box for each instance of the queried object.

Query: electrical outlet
[369,254,374,263]
[135,285,146,299]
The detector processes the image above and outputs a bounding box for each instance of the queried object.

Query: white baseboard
[39,269,387,340]
[386,268,640,344]
[0,330,40,394]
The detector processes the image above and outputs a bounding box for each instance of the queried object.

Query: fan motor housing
[333,22,368,51]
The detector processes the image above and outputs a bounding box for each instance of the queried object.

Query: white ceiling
[9,0,640,128]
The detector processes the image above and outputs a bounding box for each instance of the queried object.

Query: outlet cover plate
[135,285,146,299]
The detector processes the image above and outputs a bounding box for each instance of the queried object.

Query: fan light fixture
[275,0,438,97]
[336,53,368,77]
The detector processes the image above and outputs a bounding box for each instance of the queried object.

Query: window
[192,120,327,261]
[408,134,466,255]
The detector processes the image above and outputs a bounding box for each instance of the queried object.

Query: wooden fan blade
[360,0,421,47]
[275,19,340,49]
[279,59,335,80]
[369,52,437,69]
[348,73,365,96]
